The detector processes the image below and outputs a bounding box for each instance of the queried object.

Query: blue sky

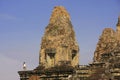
[0,0,120,80]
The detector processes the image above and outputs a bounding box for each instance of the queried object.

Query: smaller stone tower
[93,28,116,62]
[94,16,120,62]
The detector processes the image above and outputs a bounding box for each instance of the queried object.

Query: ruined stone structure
[18,6,79,80]
[94,28,116,62]
[94,16,120,62]
[92,16,120,79]
[40,6,79,68]
[18,6,120,80]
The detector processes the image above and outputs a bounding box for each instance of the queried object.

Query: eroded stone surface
[29,75,39,80]
[94,16,120,62]
[94,28,116,61]
[39,6,79,68]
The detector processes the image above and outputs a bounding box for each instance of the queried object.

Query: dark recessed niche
[45,48,56,58]
[72,50,77,59]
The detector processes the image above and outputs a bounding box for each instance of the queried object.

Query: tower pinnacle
[49,6,70,25]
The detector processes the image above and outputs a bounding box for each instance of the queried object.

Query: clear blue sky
[0,0,120,80]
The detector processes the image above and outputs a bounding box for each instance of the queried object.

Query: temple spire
[40,6,79,68]
[49,6,70,25]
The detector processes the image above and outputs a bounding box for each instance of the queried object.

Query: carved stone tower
[94,16,120,62]
[39,6,79,68]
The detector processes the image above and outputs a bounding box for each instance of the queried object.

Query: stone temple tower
[39,6,79,68]
[18,6,79,80]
